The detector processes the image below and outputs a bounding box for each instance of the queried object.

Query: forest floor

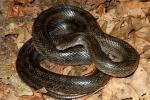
[0,0,150,100]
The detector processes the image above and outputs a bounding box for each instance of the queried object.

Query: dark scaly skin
[56,32,140,77]
[16,5,139,99]
[32,5,139,77]
[16,39,110,99]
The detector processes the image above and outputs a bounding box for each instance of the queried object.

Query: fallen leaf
[81,64,96,76]
[63,66,72,75]
[8,1,40,17]
[96,4,105,16]
[134,26,150,42]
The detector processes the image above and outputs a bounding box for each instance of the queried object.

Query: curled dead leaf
[63,66,72,75]
[96,4,105,16]
[81,64,96,76]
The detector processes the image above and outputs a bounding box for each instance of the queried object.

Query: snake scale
[16,5,140,99]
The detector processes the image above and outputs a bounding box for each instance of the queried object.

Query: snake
[16,5,140,99]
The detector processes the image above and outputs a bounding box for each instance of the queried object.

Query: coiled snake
[16,5,139,99]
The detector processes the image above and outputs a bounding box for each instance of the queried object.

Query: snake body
[16,5,139,99]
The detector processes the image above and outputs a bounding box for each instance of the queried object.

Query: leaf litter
[0,0,150,100]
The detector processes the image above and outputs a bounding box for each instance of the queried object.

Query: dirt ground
[0,0,150,100]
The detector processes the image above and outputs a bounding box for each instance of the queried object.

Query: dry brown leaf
[8,1,40,17]
[129,67,149,99]
[142,45,150,53]
[109,19,133,39]
[118,0,150,8]
[80,0,105,10]
[100,56,150,100]
[50,65,67,74]
[68,66,81,76]
[102,78,139,100]
[21,92,44,100]
[63,66,72,75]
[116,1,148,18]
[135,59,150,99]
[131,17,143,30]
[81,64,96,76]
[8,2,25,17]
[134,26,150,42]
[0,0,150,100]
[40,60,68,74]
[12,23,32,48]
[96,4,105,16]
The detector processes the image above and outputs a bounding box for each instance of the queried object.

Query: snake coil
[16,5,139,99]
